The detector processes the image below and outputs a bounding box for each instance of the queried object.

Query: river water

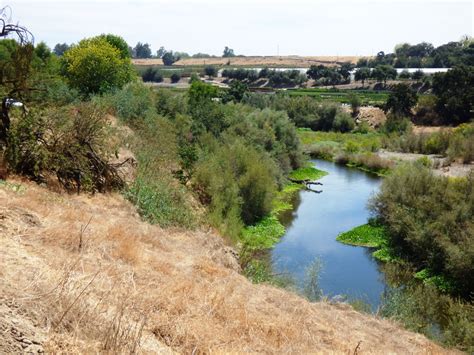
[271,159,387,308]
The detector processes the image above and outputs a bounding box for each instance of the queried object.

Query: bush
[125,115,195,228]
[222,68,258,81]
[225,107,303,174]
[155,89,188,119]
[354,121,371,134]
[333,112,355,132]
[204,65,217,78]
[268,70,307,87]
[371,164,474,296]
[414,95,441,125]
[194,139,277,237]
[107,82,155,122]
[382,113,412,134]
[6,103,123,192]
[381,124,474,162]
[348,93,361,117]
[31,77,80,106]
[141,67,163,83]
[170,72,181,83]
[381,280,474,353]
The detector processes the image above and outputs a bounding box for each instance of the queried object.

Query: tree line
[357,36,473,68]
[53,41,238,63]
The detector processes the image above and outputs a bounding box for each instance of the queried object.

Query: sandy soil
[133,55,362,67]
[0,178,451,354]
[377,150,473,177]
[341,106,387,128]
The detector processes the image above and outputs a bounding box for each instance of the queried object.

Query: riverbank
[334,164,474,352]
[1,176,449,353]
[241,165,327,283]
[299,129,474,178]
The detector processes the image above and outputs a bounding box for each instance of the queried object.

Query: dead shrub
[5,102,124,193]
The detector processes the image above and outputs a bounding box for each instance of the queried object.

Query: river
[271,159,387,308]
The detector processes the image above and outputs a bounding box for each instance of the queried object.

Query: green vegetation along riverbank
[242,166,327,283]
[335,163,474,351]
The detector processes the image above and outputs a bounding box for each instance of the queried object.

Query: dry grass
[0,177,452,354]
[133,55,362,67]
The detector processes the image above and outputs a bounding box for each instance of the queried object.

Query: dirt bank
[0,178,451,353]
[377,150,474,178]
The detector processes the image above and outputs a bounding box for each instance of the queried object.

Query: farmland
[286,88,390,105]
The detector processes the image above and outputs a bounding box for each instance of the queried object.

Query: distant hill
[133,55,362,67]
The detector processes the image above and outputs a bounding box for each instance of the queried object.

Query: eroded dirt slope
[0,178,451,354]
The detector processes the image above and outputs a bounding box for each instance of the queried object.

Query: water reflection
[271,159,386,308]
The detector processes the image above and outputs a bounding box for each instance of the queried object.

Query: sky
[1,0,473,56]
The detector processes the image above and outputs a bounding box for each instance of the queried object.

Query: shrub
[31,77,80,106]
[381,281,474,353]
[107,82,155,122]
[225,107,303,174]
[170,72,181,83]
[371,164,474,296]
[414,95,441,125]
[354,121,371,134]
[348,93,361,117]
[349,153,393,174]
[333,112,355,132]
[125,115,195,228]
[6,103,123,192]
[382,113,412,134]
[194,139,277,237]
[141,67,163,83]
[155,89,188,119]
[204,65,217,78]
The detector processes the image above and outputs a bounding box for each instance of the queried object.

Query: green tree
[225,80,249,103]
[412,69,424,80]
[385,83,418,116]
[98,34,130,59]
[348,93,361,117]
[156,46,166,58]
[354,67,371,86]
[338,62,355,82]
[188,80,226,136]
[162,51,180,65]
[357,57,369,67]
[398,70,411,79]
[133,42,152,58]
[62,37,134,95]
[371,64,397,85]
[307,65,329,80]
[204,65,217,78]
[34,42,51,62]
[223,46,235,57]
[432,65,474,125]
[53,43,70,56]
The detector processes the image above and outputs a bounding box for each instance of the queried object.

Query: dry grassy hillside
[0,178,451,354]
[133,55,361,67]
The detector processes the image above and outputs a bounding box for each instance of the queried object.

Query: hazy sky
[1,0,473,56]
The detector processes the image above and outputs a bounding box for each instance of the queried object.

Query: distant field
[286,88,389,105]
[133,55,362,68]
